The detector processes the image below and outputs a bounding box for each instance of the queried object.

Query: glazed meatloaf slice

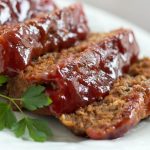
[60,74,150,139]
[60,58,150,139]
[0,3,89,76]
[0,0,57,25]
[6,29,139,116]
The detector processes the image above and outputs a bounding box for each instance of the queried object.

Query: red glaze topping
[0,0,57,25]
[0,4,89,76]
[45,30,139,115]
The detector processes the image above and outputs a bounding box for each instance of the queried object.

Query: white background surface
[81,0,150,32]
[1,0,150,149]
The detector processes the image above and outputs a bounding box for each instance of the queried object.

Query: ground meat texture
[129,58,150,78]
[6,29,139,116]
[0,0,57,25]
[0,3,89,76]
[60,75,150,139]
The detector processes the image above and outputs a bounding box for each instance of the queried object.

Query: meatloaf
[0,3,89,76]
[0,0,57,25]
[60,58,150,139]
[60,75,150,139]
[6,29,139,116]
[129,57,150,78]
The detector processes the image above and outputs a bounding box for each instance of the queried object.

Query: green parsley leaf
[30,119,53,137]
[0,84,53,142]
[0,101,17,130]
[12,118,52,142]
[22,85,52,111]
[12,118,26,137]
[0,75,8,86]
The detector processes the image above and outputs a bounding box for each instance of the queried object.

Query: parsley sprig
[0,77,53,142]
[22,85,52,111]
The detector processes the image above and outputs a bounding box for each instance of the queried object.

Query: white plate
[1,1,150,150]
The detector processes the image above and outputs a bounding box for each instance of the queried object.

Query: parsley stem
[0,93,24,116]
[0,93,11,100]
[11,99,24,115]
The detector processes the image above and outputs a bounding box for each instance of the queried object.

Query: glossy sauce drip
[0,0,57,25]
[45,31,139,116]
[0,4,89,76]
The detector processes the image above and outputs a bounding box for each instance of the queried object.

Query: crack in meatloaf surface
[60,58,150,139]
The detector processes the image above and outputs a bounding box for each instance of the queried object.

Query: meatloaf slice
[60,75,150,139]
[0,3,89,76]
[0,0,57,25]
[6,29,139,116]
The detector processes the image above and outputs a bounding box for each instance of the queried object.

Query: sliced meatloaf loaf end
[6,29,139,116]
